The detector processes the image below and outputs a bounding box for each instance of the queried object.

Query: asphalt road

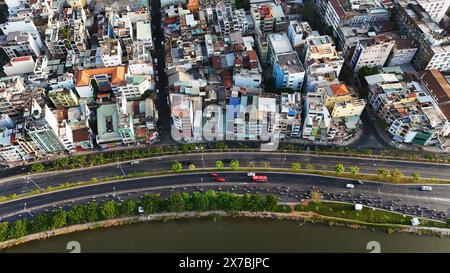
[1,172,449,222]
[0,152,448,198]
[151,0,171,143]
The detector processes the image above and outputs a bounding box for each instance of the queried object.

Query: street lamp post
[285,187,290,203]
[26,176,43,191]
[117,161,126,177]
[201,147,205,169]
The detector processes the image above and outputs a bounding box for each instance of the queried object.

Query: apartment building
[0,20,43,51]
[416,0,450,23]
[366,72,450,146]
[419,69,450,120]
[99,39,123,67]
[268,33,305,90]
[331,99,366,119]
[170,93,202,142]
[315,0,390,46]
[303,35,344,91]
[387,37,419,66]
[3,56,36,76]
[302,89,336,141]
[250,3,286,33]
[349,34,395,72]
[25,100,68,154]
[0,31,41,59]
[395,0,450,72]
[47,88,79,109]
[287,20,314,49]
[117,75,152,100]
[0,77,26,117]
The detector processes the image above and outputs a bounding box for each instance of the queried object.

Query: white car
[420,186,432,191]
[346,184,355,189]
[247,172,256,177]
[138,206,144,214]
[130,160,140,165]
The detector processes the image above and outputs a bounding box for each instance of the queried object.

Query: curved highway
[1,172,449,222]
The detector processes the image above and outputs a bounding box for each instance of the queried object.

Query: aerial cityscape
[0,0,449,256]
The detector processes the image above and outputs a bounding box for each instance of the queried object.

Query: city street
[1,172,449,223]
[0,152,449,197]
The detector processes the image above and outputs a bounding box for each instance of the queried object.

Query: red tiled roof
[419,69,450,119]
[11,56,32,62]
[330,84,350,96]
[330,0,347,19]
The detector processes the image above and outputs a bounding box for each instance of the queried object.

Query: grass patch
[294,201,448,228]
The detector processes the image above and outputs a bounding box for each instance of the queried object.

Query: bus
[252,176,267,182]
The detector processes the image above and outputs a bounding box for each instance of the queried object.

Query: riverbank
[2,208,450,250]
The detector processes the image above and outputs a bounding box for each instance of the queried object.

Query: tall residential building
[170,93,202,142]
[350,35,395,72]
[25,100,67,154]
[287,20,313,49]
[416,0,450,23]
[303,35,344,91]
[419,69,450,120]
[387,37,418,66]
[268,33,305,91]
[250,3,286,33]
[0,31,41,59]
[396,0,450,72]
[0,20,43,50]
[315,0,390,46]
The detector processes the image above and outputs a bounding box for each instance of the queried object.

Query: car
[180,160,192,165]
[138,206,144,214]
[223,159,233,163]
[215,177,225,182]
[346,184,355,189]
[420,186,432,191]
[247,172,256,177]
[130,161,140,165]
[209,172,219,177]
[153,58,158,64]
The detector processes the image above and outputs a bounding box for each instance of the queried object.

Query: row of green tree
[0,191,279,242]
[30,141,450,173]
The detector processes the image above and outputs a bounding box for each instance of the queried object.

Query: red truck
[252,176,267,182]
